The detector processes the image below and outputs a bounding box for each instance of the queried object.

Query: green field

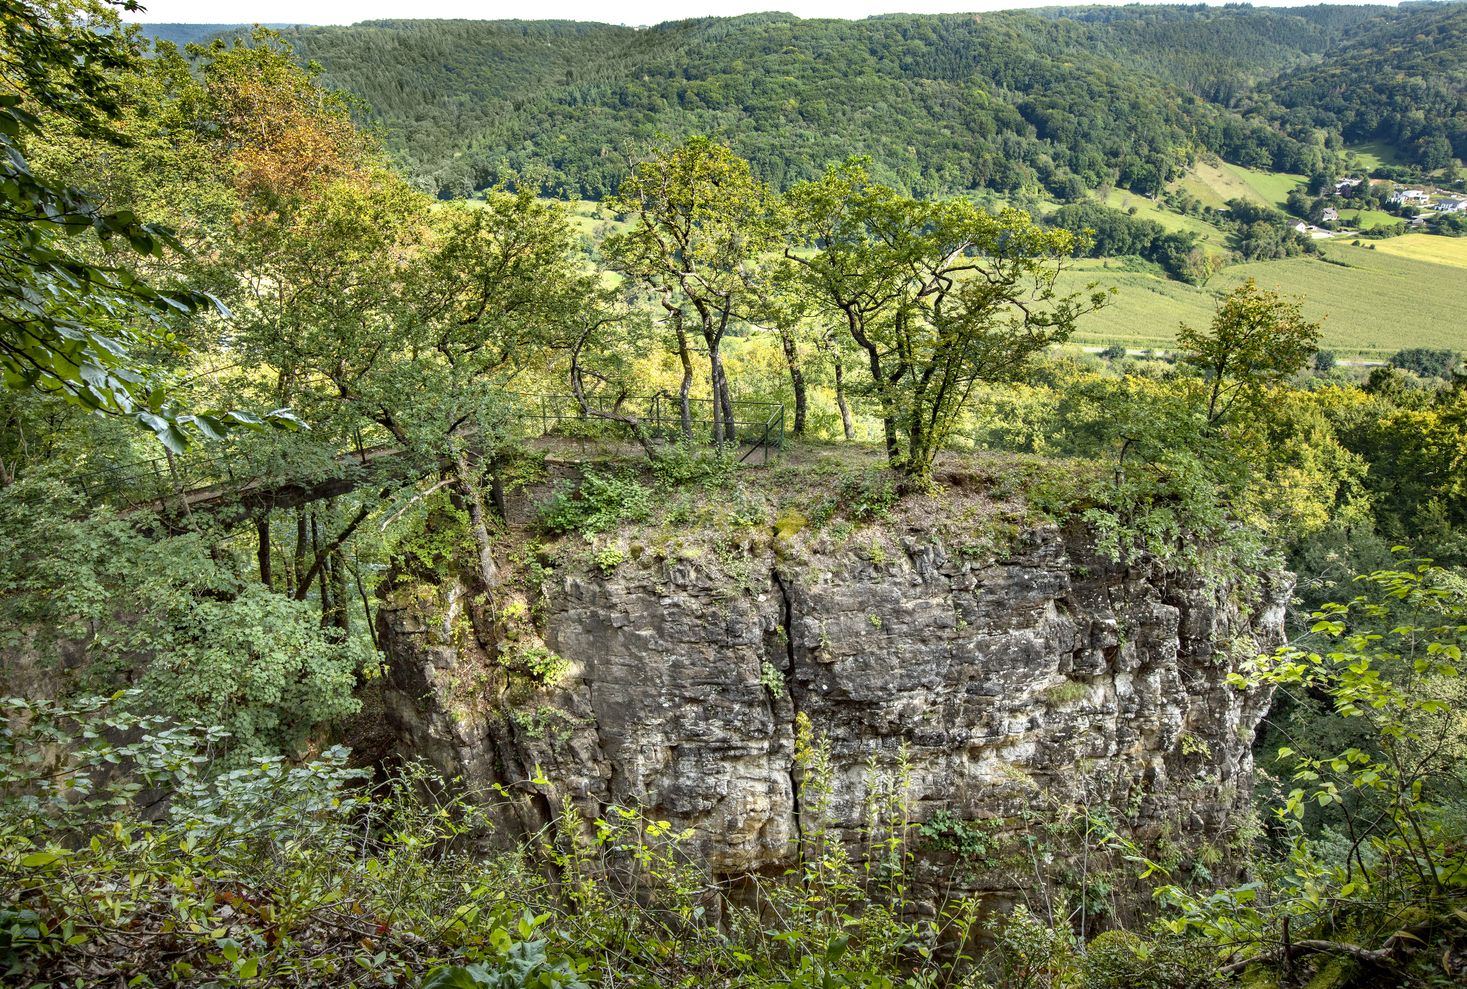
[1060,241,1467,357]
[1101,187,1231,255]
[1345,140,1406,172]
[1336,207,1401,231]
[1174,159,1304,212]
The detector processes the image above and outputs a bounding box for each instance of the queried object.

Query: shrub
[1081,930,1216,989]
[0,692,544,987]
[140,585,369,762]
[537,471,653,535]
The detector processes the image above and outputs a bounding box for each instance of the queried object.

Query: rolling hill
[245,8,1389,198]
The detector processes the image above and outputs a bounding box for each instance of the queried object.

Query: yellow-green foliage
[773,506,808,540]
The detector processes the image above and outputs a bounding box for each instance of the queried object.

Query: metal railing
[66,393,786,517]
[66,432,393,513]
[510,393,785,465]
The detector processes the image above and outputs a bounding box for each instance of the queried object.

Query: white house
[1433,199,1467,213]
[1334,178,1361,194]
[1391,189,1431,204]
[1293,221,1334,240]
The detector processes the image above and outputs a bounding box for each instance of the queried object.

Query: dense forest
[138,4,1467,199]
[1264,3,1467,170]
[3,2,1467,988]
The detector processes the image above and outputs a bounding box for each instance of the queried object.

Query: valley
[4,4,1466,988]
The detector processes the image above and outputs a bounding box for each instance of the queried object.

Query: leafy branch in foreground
[0,0,302,451]
[1156,561,1467,978]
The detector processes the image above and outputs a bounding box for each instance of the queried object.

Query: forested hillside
[156,4,1462,200]
[236,7,1385,198]
[1037,3,1389,101]
[1264,2,1467,169]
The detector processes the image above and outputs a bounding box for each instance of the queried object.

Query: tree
[605,137,778,445]
[1389,347,1460,380]
[1177,279,1321,426]
[787,160,1106,487]
[0,0,300,451]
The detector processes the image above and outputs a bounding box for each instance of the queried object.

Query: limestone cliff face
[376,500,1286,888]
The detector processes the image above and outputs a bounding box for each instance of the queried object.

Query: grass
[1100,187,1231,256]
[1336,208,1401,231]
[1346,140,1405,172]
[1060,241,1467,357]
[1174,158,1303,212]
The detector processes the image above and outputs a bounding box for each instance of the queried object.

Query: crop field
[1371,233,1467,270]
[1059,242,1467,356]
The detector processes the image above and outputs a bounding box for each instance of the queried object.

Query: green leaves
[785,159,1105,483]
[1176,278,1321,427]
[0,6,303,452]
[1202,560,1467,962]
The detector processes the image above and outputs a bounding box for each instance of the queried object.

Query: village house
[1321,207,1339,223]
[1432,199,1467,213]
[1293,221,1334,240]
[1391,189,1431,205]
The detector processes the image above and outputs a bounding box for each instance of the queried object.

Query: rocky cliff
[373,459,1287,903]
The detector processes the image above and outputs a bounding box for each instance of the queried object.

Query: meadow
[1174,158,1304,211]
[1060,241,1467,357]
[1371,232,1467,269]
[1102,186,1232,256]
[1336,206,1401,230]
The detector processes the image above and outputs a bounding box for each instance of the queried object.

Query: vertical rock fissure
[772,568,804,852]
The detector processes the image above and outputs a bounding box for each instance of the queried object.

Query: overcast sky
[122,0,1393,28]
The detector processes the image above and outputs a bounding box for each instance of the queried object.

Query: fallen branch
[1220,931,1412,976]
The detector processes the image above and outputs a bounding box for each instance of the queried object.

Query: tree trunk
[292,510,307,597]
[453,446,500,593]
[718,357,736,445]
[256,512,272,588]
[330,548,349,632]
[845,308,899,460]
[310,512,330,624]
[675,322,694,442]
[833,349,854,441]
[352,555,379,651]
[708,347,736,446]
[777,323,808,437]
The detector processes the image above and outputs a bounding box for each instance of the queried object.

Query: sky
[122,0,1395,28]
